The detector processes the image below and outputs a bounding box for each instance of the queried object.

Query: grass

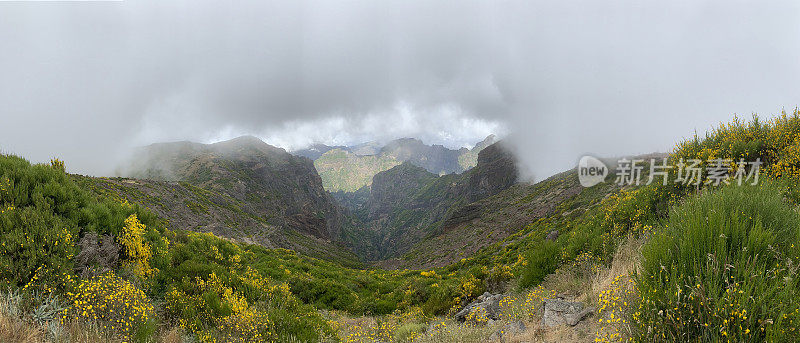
[634,182,800,341]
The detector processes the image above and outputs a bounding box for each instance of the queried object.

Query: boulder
[489,321,527,342]
[504,320,526,334]
[542,298,594,327]
[454,292,505,322]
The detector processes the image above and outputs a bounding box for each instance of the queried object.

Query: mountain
[457,134,497,171]
[312,148,401,193]
[313,135,496,192]
[291,143,346,160]
[339,141,519,260]
[105,136,360,266]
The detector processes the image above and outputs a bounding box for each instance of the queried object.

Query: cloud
[0,0,798,178]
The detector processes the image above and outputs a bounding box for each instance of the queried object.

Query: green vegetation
[0,155,333,341]
[636,183,800,341]
[315,148,400,192]
[6,111,800,342]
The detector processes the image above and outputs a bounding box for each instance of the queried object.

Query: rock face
[367,162,438,220]
[542,298,595,327]
[380,138,466,175]
[341,141,521,260]
[459,142,519,203]
[454,292,506,322]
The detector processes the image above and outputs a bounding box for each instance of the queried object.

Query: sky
[0,0,798,179]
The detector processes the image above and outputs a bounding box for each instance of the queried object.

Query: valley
[3,113,800,342]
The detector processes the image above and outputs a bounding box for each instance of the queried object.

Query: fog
[1,0,798,179]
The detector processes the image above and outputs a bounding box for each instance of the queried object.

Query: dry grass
[0,311,186,343]
[591,234,643,298]
[0,312,46,343]
[158,327,185,343]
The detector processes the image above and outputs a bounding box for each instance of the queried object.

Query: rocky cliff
[126,136,343,239]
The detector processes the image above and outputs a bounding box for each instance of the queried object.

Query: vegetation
[315,148,401,192]
[5,110,800,342]
[635,183,800,341]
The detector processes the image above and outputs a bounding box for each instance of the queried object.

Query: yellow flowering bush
[118,214,154,278]
[166,267,331,342]
[50,158,65,172]
[673,110,800,180]
[331,307,427,343]
[67,272,154,337]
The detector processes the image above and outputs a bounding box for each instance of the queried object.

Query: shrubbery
[519,238,559,288]
[635,183,800,341]
[68,273,155,339]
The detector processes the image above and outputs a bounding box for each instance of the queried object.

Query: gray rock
[542,298,594,327]
[489,320,527,343]
[565,307,595,326]
[546,230,559,241]
[454,292,506,323]
[504,320,526,334]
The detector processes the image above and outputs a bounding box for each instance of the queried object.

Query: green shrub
[0,155,163,295]
[519,238,560,288]
[635,182,800,341]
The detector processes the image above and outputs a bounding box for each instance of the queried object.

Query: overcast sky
[1,0,798,178]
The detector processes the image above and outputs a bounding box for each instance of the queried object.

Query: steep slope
[314,135,496,192]
[340,141,519,260]
[314,149,401,193]
[457,134,497,170]
[376,153,666,270]
[105,136,360,266]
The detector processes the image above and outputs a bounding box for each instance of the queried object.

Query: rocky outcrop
[542,298,595,327]
[454,292,506,322]
[460,142,519,203]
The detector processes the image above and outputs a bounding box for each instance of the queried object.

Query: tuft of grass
[635,182,800,341]
[519,238,560,288]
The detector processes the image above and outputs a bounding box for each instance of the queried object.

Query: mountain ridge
[311,135,497,192]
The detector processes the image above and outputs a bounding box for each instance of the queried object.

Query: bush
[635,182,800,341]
[519,238,560,288]
[68,272,155,340]
[0,155,162,295]
[165,268,331,342]
[117,214,154,279]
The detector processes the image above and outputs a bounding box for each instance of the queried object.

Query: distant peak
[215,135,268,147]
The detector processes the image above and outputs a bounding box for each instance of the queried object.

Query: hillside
[380,152,665,270]
[313,135,496,192]
[339,141,519,260]
[108,136,360,266]
[5,112,800,343]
